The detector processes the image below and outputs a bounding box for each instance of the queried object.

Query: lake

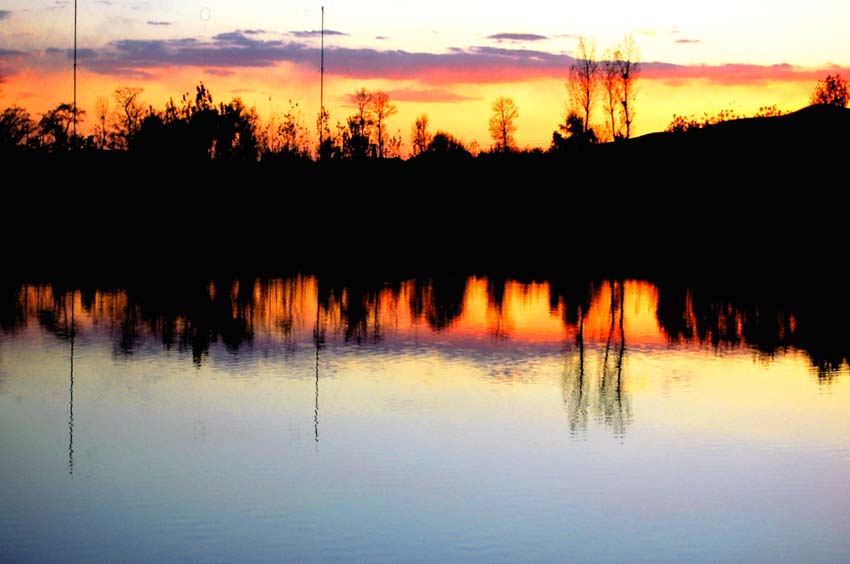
[1,276,848,562]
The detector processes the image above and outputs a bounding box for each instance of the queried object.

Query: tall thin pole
[313,287,322,448]
[319,5,324,146]
[69,292,75,476]
[73,0,78,142]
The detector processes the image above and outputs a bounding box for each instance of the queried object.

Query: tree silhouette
[811,74,849,107]
[426,131,471,157]
[184,82,220,159]
[369,90,397,158]
[489,96,519,152]
[315,106,334,160]
[112,87,144,149]
[38,103,81,151]
[551,111,596,151]
[568,37,598,135]
[264,99,310,159]
[615,35,640,139]
[0,106,34,148]
[343,88,374,159]
[600,47,619,141]
[410,114,431,157]
[95,96,109,149]
[343,115,371,159]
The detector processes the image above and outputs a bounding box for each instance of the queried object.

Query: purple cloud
[487,33,548,42]
[289,30,348,38]
[8,29,845,88]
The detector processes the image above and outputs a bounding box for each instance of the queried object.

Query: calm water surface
[1,277,848,562]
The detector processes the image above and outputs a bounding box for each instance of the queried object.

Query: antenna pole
[73,0,78,143]
[319,5,325,147]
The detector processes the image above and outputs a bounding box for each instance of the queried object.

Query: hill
[623,104,850,179]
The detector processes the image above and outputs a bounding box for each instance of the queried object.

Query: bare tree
[410,114,431,157]
[346,88,373,157]
[568,37,598,134]
[112,87,144,149]
[488,96,519,152]
[600,48,619,141]
[95,96,109,149]
[352,88,371,125]
[369,90,397,158]
[616,35,640,139]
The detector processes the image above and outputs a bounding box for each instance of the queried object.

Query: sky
[1,0,848,150]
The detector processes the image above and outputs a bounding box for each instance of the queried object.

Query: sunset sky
[1,0,847,150]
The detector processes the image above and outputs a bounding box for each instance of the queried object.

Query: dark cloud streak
[487,33,548,42]
[289,29,348,38]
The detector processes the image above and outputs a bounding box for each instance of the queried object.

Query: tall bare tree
[410,114,431,157]
[95,96,109,149]
[352,88,371,125]
[568,37,598,135]
[369,90,397,158]
[489,96,519,152]
[112,87,144,149]
[600,48,619,141]
[616,35,640,139]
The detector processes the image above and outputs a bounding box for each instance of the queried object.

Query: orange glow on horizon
[0,63,827,153]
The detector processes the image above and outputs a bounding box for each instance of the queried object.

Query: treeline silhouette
[3,275,848,377]
[3,77,850,298]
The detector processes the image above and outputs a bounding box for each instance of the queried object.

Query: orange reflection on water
[13,277,672,349]
[450,278,570,343]
[580,281,666,346]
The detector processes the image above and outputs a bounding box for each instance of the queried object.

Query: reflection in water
[2,274,850,564]
[313,287,323,446]
[68,292,75,476]
[562,281,632,436]
[3,275,848,381]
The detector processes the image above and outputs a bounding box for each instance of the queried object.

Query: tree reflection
[597,281,630,437]
[654,284,843,381]
[561,280,632,437]
[558,278,594,435]
[407,276,468,332]
[2,275,849,382]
